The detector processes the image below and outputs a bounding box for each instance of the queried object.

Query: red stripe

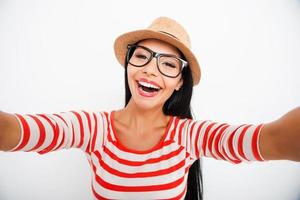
[194,121,207,158]
[189,121,196,145]
[71,111,84,148]
[92,162,186,192]
[188,121,197,158]
[53,128,65,151]
[184,161,190,174]
[207,123,226,159]
[82,111,92,153]
[178,120,187,145]
[105,112,114,142]
[202,122,216,156]
[237,124,251,161]
[222,146,241,164]
[85,136,91,152]
[213,125,229,160]
[251,124,264,161]
[92,176,188,200]
[227,125,245,161]
[100,112,106,147]
[103,145,184,166]
[53,114,74,150]
[53,114,68,126]
[168,184,187,200]
[91,113,98,152]
[52,114,67,151]
[27,115,46,151]
[112,140,173,154]
[13,114,30,151]
[169,117,180,141]
[91,184,110,200]
[83,111,92,133]
[71,122,75,147]
[94,150,187,178]
[37,114,60,154]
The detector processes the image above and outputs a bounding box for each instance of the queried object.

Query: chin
[131,96,164,111]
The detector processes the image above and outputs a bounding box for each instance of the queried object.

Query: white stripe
[58,112,74,149]
[67,111,89,149]
[27,115,55,152]
[232,125,249,162]
[49,114,69,151]
[180,120,190,147]
[243,125,256,162]
[91,152,186,186]
[91,168,188,199]
[91,112,106,152]
[189,120,202,158]
[104,139,180,162]
[194,120,210,158]
[220,125,235,161]
[173,119,188,144]
[220,124,241,161]
[64,112,81,148]
[211,123,228,160]
[185,120,197,157]
[77,111,91,151]
[202,122,222,157]
[100,145,186,173]
[88,111,96,153]
[215,124,230,161]
[107,112,116,141]
[21,115,40,151]
[164,117,176,141]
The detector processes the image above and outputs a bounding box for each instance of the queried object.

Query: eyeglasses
[126,44,188,78]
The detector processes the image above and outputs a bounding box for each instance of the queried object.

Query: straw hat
[114,17,201,86]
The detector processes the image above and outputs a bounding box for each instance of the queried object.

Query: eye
[135,53,148,60]
[162,61,177,68]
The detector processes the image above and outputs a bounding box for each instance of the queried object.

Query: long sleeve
[183,119,266,164]
[8,110,105,155]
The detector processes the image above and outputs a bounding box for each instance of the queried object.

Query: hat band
[158,31,179,40]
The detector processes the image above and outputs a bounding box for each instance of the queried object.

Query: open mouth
[136,81,161,93]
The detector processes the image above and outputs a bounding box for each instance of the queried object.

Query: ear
[175,78,183,91]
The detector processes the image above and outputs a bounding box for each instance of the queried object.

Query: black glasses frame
[126,44,188,78]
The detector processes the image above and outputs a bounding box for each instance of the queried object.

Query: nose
[142,57,159,76]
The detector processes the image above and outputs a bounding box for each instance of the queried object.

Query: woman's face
[127,39,183,110]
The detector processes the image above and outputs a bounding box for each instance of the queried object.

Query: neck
[116,99,169,133]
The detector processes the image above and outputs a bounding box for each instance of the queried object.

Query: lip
[135,78,162,98]
[137,78,162,89]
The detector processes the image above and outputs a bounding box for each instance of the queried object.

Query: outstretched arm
[259,106,300,161]
[0,110,104,154]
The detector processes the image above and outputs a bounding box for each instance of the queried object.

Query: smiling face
[126,39,184,111]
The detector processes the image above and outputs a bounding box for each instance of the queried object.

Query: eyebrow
[137,44,181,58]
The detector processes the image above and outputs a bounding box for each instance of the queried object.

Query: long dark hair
[124,48,203,200]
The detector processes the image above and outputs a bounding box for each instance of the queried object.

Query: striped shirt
[9,110,265,199]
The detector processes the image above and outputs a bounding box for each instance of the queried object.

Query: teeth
[138,81,160,89]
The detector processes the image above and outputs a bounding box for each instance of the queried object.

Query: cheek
[127,65,138,78]
[127,66,137,84]
[163,77,182,92]
[126,66,140,93]
[160,81,178,101]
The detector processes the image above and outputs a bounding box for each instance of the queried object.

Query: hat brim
[114,29,201,85]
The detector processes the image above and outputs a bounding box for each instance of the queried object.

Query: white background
[1,0,300,199]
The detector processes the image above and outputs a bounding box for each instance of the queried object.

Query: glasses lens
[158,56,182,77]
[129,46,151,67]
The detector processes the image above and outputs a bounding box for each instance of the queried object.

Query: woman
[0,17,299,200]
